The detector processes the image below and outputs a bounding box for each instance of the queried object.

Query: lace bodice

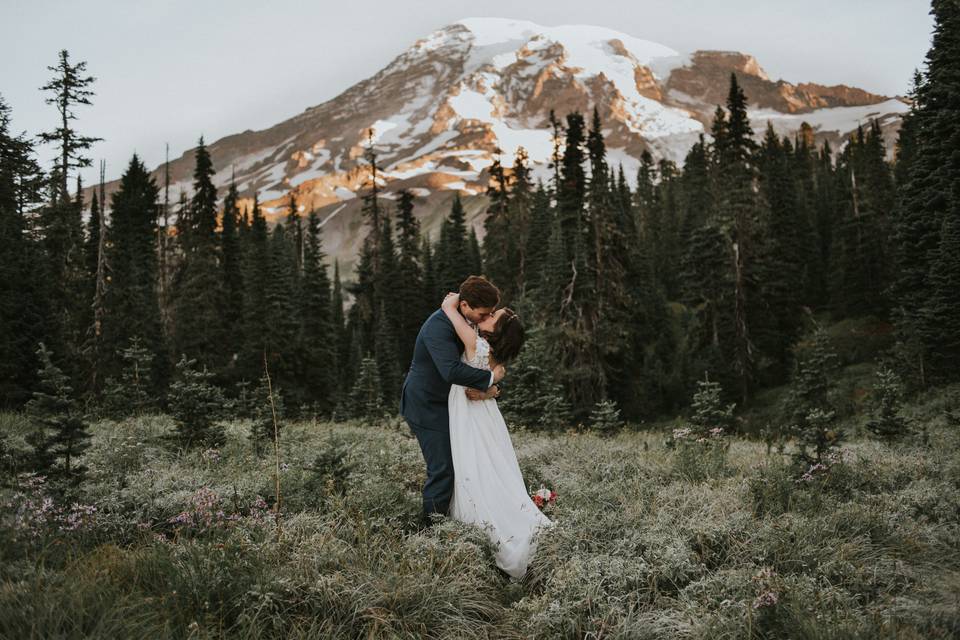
[465,333,491,370]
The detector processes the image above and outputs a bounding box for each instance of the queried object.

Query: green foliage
[588,398,622,436]
[689,375,736,436]
[784,327,843,464]
[167,355,225,449]
[248,374,284,457]
[348,356,384,420]
[24,343,91,492]
[498,329,572,431]
[102,336,155,418]
[865,366,912,442]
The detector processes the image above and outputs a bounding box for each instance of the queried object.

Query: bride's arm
[442,293,477,359]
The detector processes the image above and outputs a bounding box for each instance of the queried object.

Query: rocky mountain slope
[101,17,910,273]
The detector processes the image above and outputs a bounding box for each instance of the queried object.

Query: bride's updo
[481,308,524,363]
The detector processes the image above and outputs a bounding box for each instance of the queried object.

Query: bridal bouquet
[532,485,557,509]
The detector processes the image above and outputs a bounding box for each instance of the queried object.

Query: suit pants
[407,419,454,519]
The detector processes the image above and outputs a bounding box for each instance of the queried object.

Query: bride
[441,292,553,578]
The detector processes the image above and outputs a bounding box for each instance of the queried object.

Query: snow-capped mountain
[113,17,910,272]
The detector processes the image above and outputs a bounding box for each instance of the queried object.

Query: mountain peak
[92,17,910,276]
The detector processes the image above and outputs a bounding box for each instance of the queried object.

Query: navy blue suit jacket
[400,309,492,432]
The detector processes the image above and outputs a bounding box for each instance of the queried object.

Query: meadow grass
[1,389,958,639]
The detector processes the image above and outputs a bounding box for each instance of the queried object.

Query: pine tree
[394,189,424,366]
[171,137,226,373]
[221,178,244,369]
[374,302,402,403]
[589,398,622,437]
[689,375,736,436]
[0,96,49,406]
[331,260,349,397]
[167,355,226,449]
[25,343,91,492]
[264,219,301,403]
[498,329,571,430]
[435,194,471,294]
[865,366,911,442]
[349,355,384,420]
[300,209,336,413]
[240,192,270,382]
[102,336,155,418]
[101,154,164,392]
[785,327,842,464]
[38,50,102,196]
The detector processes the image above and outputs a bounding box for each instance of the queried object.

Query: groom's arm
[423,322,495,390]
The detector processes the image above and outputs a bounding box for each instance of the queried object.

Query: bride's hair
[481,308,524,363]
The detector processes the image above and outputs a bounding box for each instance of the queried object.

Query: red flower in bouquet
[532,485,557,509]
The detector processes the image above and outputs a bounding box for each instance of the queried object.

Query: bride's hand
[442,292,459,311]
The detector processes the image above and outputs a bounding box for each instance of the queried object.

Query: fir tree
[221,178,244,367]
[0,96,49,406]
[38,50,102,196]
[101,154,164,391]
[25,343,92,492]
[589,398,622,437]
[102,336,155,418]
[167,355,226,449]
[435,194,471,294]
[865,366,911,442]
[394,189,424,366]
[171,137,226,373]
[300,209,336,413]
[349,355,384,420]
[240,192,270,382]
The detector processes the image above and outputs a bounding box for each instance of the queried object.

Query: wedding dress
[448,333,552,578]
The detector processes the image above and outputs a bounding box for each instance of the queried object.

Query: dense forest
[1,1,957,440]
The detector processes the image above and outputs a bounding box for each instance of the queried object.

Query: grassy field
[1,385,959,639]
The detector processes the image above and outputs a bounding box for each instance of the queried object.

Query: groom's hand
[466,386,500,401]
[492,364,506,384]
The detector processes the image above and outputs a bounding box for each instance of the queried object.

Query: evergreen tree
[435,194,471,294]
[240,192,270,382]
[300,209,336,413]
[264,219,301,403]
[101,154,164,391]
[374,302,402,403]
[394,189,424,366]
[865,366,911,442]
[167,354,226,449]
[349,355,384,420]
[589,398,622,437]
[38,50,102,196]
[25,343,91,492]
[171,137,226,373]
[0,96,49,406]
[221,179,244,369]
[785,327,842,464]
[102,336,155,418]
[330,259,349,396]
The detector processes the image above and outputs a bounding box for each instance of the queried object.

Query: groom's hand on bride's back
[492,364,505,384]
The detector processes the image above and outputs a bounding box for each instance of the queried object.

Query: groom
[400,275,506,525]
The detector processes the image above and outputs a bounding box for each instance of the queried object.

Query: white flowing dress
[448,334,552,578]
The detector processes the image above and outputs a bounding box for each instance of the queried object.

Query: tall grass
[1,387,958,638]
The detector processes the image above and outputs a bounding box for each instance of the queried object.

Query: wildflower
[752,591,779,609]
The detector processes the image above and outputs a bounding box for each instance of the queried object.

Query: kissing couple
[400,275,552,578]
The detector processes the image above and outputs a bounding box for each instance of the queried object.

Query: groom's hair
[459,275,500,308]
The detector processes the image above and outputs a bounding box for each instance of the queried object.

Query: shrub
[589,398,622,436]
[167,356,225,449]
[865,366,912,442]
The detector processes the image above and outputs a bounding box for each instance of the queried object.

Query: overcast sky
[1,0,935,185]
